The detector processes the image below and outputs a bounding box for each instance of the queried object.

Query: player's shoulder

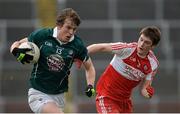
[73,35,85,46]
[33,28,52,35]
[148,50,159,66]
[126,42,137,48]
[30,28,52,38]
[74,35,82,41]
[28,28,53,44]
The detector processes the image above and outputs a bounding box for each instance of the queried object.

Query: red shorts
[96,94,133,113]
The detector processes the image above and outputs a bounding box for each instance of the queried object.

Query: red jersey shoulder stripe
[111,42,137,50]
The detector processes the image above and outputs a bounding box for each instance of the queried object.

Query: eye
[140,37,143,41]
[67,26,71,30]
[73,27,77,31]
[145,41,152,45]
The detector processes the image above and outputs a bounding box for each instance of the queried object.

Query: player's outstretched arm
[87,43,112,54]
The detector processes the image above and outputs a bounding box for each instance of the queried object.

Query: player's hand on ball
[12,47,33,64]
[141,86,154,98]
[85,84,96,97]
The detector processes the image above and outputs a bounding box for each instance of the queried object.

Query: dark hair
[140,26,161,46]
[56,8,81,26]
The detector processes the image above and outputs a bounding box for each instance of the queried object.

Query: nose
[140,41,145,47]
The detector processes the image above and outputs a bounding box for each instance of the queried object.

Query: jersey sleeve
[111,42,127,54]
[76,46,89,62]
[74,37,89,62]
[111,42,136,56]
[146,68,158,81]
[146,51,159,81]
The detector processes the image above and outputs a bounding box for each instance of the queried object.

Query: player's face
[57,18,77,43]
[137,34,154,57]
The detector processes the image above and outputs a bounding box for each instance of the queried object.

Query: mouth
[63,36,70,41]
[66,36,71,39]
[138,47,144,51]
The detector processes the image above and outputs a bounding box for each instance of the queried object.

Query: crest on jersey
[130,57,136,62]
[66,50,73,58]
[68,50,73,55]
[144,64,148,71]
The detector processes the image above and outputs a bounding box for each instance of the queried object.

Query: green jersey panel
[27,28,89,94]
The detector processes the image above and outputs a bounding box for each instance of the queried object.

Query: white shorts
[28,88,65,113]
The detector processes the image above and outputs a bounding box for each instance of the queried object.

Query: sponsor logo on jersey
[124,65,145,81]
[47,54,65,72]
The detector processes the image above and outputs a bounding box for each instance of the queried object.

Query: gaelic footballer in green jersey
[10,8,95,113]
[28,27,89,94]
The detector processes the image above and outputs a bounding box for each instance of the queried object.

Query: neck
[137,52,147,58]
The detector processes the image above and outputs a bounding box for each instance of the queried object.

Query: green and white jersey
[28,27,89,94]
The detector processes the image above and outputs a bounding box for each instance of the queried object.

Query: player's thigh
[120,99,133,113]
[96,96,119,113]
[41,102,63,113]
[28,88,64,113]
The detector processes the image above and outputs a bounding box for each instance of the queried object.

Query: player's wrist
[87,84,94,88]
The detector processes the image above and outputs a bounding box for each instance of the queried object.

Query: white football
[18,42,40,64]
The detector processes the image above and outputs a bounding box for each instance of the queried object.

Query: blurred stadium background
[0,0,180,113]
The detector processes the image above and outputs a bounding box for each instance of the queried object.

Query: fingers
[146,86,154,98]
[19,48,32,53]
[26,54,33,61]
[24,48,32,51]
[19,54,33,64]
[141,89,150,98]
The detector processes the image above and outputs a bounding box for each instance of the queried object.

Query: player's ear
[151,45,156,50]
[57,24,63,30]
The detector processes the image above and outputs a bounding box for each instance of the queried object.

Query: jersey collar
[53,27,74,44]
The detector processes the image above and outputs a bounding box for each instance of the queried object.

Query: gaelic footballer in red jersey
[88,26,161,113]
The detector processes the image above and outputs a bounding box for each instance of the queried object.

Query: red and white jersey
[111,42,159,81]
[96,42,159,101]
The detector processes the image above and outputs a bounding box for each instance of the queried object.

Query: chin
[138,51,145,56]
[65,39,70,42]
[137,49,142,54]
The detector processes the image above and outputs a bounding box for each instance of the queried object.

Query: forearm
[83,58,96,86]
[87,43,112,54]
[85,65,95,86]
[84,61,96,97]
